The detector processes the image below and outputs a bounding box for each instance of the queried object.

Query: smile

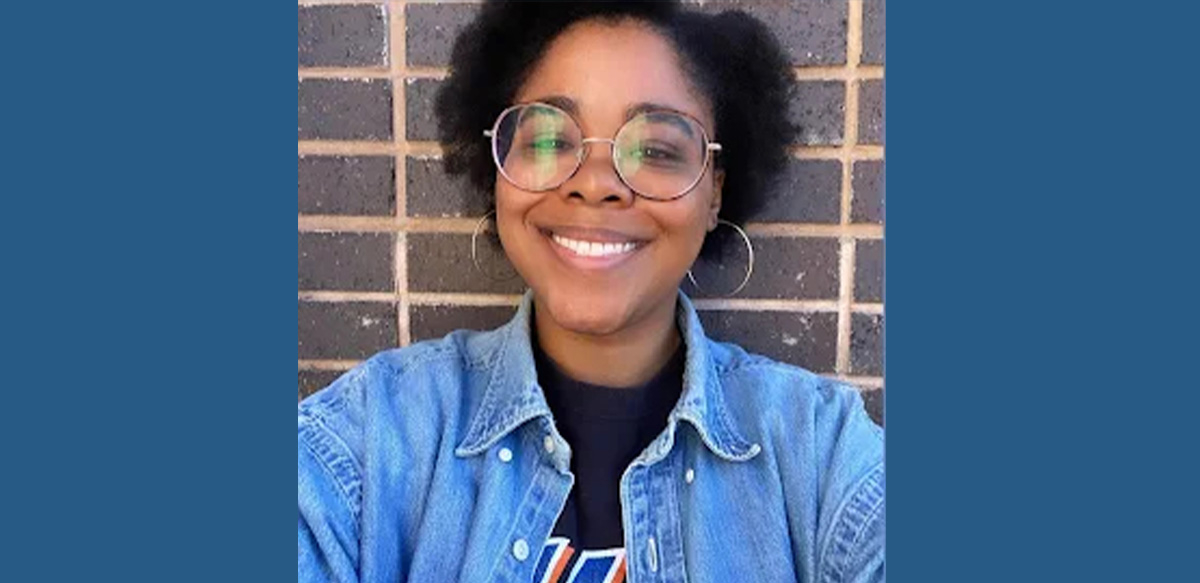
[550,234,639,257]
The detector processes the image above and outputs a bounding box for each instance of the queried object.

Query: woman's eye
[527,136,572,152]
[632,146,681,162]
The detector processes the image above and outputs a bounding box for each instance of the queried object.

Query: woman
[299,2,884,582]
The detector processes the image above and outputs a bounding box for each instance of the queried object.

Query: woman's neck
[532,297,681,389]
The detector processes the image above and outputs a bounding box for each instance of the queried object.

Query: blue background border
[889,1,1198,580]
[5,2,292,579]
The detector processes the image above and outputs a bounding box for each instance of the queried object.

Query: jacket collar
[455,290,760,464]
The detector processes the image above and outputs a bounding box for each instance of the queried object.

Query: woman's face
[495,19,723,337]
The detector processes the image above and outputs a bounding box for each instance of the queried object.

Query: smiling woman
[299,2,884,583]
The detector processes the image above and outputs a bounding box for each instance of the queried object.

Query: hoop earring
[471,210,519,281]
[686,218,755,297]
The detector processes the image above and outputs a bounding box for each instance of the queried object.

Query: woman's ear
[708,169,725,231]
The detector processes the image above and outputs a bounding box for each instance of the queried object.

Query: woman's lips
[539,226,647,269]
[550,233,638,257]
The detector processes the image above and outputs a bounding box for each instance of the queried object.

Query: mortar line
[299,69,391,79]
[297,64,885,82]
[691,299,840,312]
[831,375,884,390]
[300,291,399,302]
[794,65,884,81]
[848,0,864,70]
[298,141,882,160]
[298,140,441,157]
[295,68,446,80]
[391,0,412,346]
[299,359,364,371]
[408,292,525,307]
[299,1,391,6]
[792,145,884,160]
[843,0,864,227]
[745,223,883,239]
[299,292,857,313]
[396,232,410,345]
[296,290,883,313]
[298,215,884,239]
[839,99,858,225]
[850,302,883,315]
[835,0,866,376]
[835,239,856,374]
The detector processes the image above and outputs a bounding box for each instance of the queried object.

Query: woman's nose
[560,139,635,206]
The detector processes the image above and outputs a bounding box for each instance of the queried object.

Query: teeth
[551,234,637,257]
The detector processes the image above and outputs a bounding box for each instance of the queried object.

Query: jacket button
[498,447,513,463]
[685,468,695,484]
[512,538,530,561]
[646,536,659,573]
[543,435,556,454]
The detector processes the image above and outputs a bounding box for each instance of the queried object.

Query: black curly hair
[435,1,797,254]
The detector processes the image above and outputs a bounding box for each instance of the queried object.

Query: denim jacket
[299,291,885,583]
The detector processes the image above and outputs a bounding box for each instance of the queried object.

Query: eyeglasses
[483,102,721,201]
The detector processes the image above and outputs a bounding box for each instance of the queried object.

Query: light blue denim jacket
[299,291,885,583]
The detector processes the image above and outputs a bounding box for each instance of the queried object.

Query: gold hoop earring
[470,210,519,281]
[686,218,755,297]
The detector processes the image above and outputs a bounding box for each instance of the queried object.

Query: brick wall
[297,0,885,425]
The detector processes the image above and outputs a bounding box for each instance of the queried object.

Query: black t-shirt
[534,341,685,552]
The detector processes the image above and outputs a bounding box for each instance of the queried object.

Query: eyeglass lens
[492,104,709,199]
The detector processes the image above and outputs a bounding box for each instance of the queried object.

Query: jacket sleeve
[299,414,362,583]
[818,389,886,583]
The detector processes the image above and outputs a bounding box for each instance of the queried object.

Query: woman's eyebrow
[531,95,579,116]
[528,95,698,135]
[625,101,688,119]
[530,96,693,119]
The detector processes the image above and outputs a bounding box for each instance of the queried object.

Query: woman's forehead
[513,19,713,128]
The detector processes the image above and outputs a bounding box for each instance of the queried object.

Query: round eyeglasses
[483,102,721,201]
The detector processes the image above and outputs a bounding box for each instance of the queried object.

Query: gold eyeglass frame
[483,101,722,201]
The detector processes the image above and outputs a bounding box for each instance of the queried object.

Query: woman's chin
[535,290,634,338]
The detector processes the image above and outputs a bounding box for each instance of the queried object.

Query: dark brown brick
[850,313,883,376]
[792,81,845,145]
[405,78,442,141]
[298,4,387,68]
[299,155,395,216]
[405,156,491,218]
[749,159,841,223]
[854,239,883,302]
[851,160,883,224]
[405,3,480,67]
[299,369,346,401]
[861,387,884,426]
[299,301,398,360]
[298,78,392,141]
[698,310,837,372]
[407,233,526,294]
[695,0,846,66]
[298,232,394,292]
[409,304,516,343]
[684,236,838,300]
[861,0,885,65]
[858,79,884,145]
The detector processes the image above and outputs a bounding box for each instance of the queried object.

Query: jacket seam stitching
[376,349,467,377]
[844,479,885,575]
[458,324,513,452]
[819,463,885,583]
[719,361,812,386]
[299,416,363,522]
